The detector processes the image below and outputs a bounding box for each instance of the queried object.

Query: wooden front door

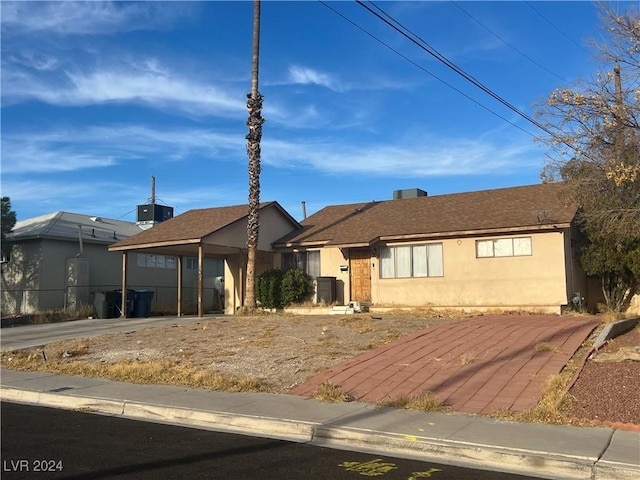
[349,248,371,302]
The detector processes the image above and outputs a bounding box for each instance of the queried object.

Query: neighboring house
[1,212,149,315]
[0,206,210,316]
[108,201,301,315]
[273,182,599,314]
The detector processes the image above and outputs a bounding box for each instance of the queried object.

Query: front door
[349,248,371,303]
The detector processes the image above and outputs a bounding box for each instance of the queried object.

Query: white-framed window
[136,253,177,269]
[380,243,443,278]
[282,251,320,278]
[476,237,532,258]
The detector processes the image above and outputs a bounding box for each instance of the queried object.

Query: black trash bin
[92,291,117,319]
[133,290,155,318]
[113,290,135,317]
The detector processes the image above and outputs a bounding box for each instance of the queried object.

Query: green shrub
[256,269,285,308]
[282,268,312,305]
[256,268,312,308]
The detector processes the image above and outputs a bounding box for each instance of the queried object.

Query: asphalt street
[1,402,544,480]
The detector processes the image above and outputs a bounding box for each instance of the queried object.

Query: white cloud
[2,62,245,117]
[287,65,343,91]
[8,51,59,71]
[2,177,247,221]
[1,125,247,175]
[262,137,540,177]
[1,1,193,36]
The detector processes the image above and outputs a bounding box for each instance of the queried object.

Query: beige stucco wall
[223,250,273,314]
[374,232,569,311]
[206,205,295,251]
[281,230,575,313]
[628,294,640,315]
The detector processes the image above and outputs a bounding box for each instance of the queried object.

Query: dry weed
[0,350,269,393]
[378,392,447,412]
[459,353,476,366]
[534,342,563,354]
[312,382,353,403]
[515,373,576,424]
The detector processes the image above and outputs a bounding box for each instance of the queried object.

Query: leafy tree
[1,196,17,260]
[245,0,264,309]
[535,3,640,311]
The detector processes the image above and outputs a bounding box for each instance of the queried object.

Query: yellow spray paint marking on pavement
[404,434,418,441]
[338,459,397,476]
[338,459,442,478]
[409,468,442,479]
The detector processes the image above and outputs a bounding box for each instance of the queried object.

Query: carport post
[198,243,204,317]
[177,255,183,317]
[120,251,128,318]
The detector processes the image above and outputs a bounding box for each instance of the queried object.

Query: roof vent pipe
[301,201,307,220]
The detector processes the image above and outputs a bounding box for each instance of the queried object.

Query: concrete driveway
[0,315,219,351]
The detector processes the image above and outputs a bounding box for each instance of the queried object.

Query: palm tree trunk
[245,0,263,309]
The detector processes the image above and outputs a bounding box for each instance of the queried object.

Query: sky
[1,1,633,223]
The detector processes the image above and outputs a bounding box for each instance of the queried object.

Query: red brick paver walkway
[288,315,600,415]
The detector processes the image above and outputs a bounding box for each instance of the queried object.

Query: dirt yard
[47,312,458,392]
[3,312,638,426]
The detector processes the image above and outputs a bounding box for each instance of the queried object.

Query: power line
[360,1,554,135]
[451,1,569,83]
[355,0,584,155]
[524,1,593,57]
[317,1,538,139]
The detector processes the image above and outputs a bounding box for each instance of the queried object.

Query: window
[184,257,224,276]
[282,251,320,278]
[476,237,532,258]
[379,243,443,278]
[186,257,198,270]
[136,253,177,269]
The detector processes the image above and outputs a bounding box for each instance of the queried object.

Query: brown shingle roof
[110,201,294,250]
[275,183,576,248]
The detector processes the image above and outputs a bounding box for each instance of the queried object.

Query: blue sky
[0,1,627,223]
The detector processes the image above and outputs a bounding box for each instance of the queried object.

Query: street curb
[3,387,633,480]
[311,425,595,480]
[121,402,316,442]
[0,388,315,443]
[594,463,640,480]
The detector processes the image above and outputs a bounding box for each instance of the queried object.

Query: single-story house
[272,182,600,314]
[108,201,301,316]
[12,183,631,317]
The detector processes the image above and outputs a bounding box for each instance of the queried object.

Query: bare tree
[245,0,264,309]
[535,3,640,311]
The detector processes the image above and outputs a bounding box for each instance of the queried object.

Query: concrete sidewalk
[1,368,638,480]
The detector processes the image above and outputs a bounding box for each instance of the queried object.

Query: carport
[108,202,300,317]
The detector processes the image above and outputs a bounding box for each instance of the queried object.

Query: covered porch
[108,202,300,317]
